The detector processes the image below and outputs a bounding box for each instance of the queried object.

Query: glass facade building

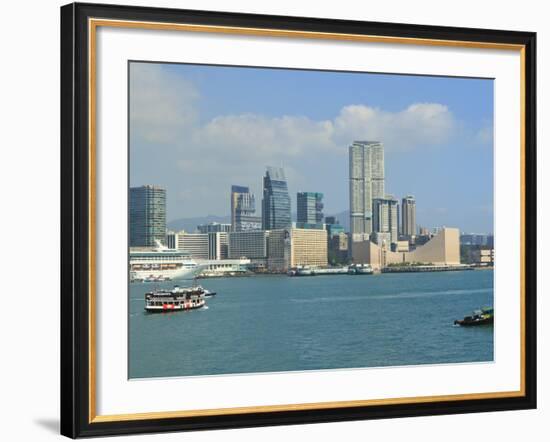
[129,185,166,247]
[296,192,324,228]
[262,167,291,230]
[231,185,261,232]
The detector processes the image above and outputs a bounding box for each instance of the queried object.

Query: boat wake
[371,287,492,300]
[291,288,492,304]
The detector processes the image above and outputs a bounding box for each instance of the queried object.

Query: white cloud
[130,63,199,144]
[474,125,494,146]
[197,114,335,159]
[333,103,455,149]
[130,63,457,158]
[129,63,462,217]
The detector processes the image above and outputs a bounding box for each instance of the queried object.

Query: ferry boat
[293,266,349,276]
[130,241,200,281]
[454,307,494,326]
[144,285,207,312]
[348,264,373,275]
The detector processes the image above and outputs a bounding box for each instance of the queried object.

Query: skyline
[130,62,494,233]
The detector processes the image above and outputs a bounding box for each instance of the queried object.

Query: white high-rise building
[349,141,385,239]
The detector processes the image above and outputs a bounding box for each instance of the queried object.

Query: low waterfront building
[473,248,494,265]
[228,230,269,267]
[372,231,391,247]
[266,228,327,271]
[173,232,209,260]
[462,247,494,266]
[290,228,328,268]
[351,227,460,269]
[266,229,289,272]
[196,258,251,277]
[328,232,349,265]
[208,232,228,260]
[413,233,434,247]
[393,240,410,253]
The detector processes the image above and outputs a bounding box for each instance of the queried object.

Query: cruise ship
[130,242,200,281]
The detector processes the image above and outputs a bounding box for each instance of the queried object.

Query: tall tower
[349,141,385,239]
[373,196,399,244]
[129,185,166,247]
[297,192,324,228]
[370,142,385,200]
[262,166,291,230]
[401,195,416,237]
[231,185,261,232]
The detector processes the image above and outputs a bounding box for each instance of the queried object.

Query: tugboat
[454,307,494,326]
[144,285,207,312]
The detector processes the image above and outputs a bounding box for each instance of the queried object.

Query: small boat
[144,285,206,312]
[454,307,494,326]
[203,288,217,297]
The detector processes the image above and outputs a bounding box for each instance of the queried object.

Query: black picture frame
[61,2,537,438]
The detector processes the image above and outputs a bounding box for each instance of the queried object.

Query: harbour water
[129,270,493,379]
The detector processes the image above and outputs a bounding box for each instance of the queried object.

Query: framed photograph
[60,2,537,438]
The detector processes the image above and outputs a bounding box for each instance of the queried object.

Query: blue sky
[130,62,494,233]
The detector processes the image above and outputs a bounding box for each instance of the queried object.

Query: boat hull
[145,301,205,313]
[454,317,493,326]
[132,265,199,281]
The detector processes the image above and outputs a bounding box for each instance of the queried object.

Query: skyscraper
[296,192,324,228]
[230,185,261,232]
[129,185,166,247]
[401,195,417,237]
[373,196,399,244]
[262,167,291,230]
[349,141,385,238]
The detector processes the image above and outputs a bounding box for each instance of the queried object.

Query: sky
[129,62,494,234]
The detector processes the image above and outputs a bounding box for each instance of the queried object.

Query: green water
[129,270,493,378]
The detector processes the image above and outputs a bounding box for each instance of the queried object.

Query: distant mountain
[168,215,230,233]
[168,210,350,233]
